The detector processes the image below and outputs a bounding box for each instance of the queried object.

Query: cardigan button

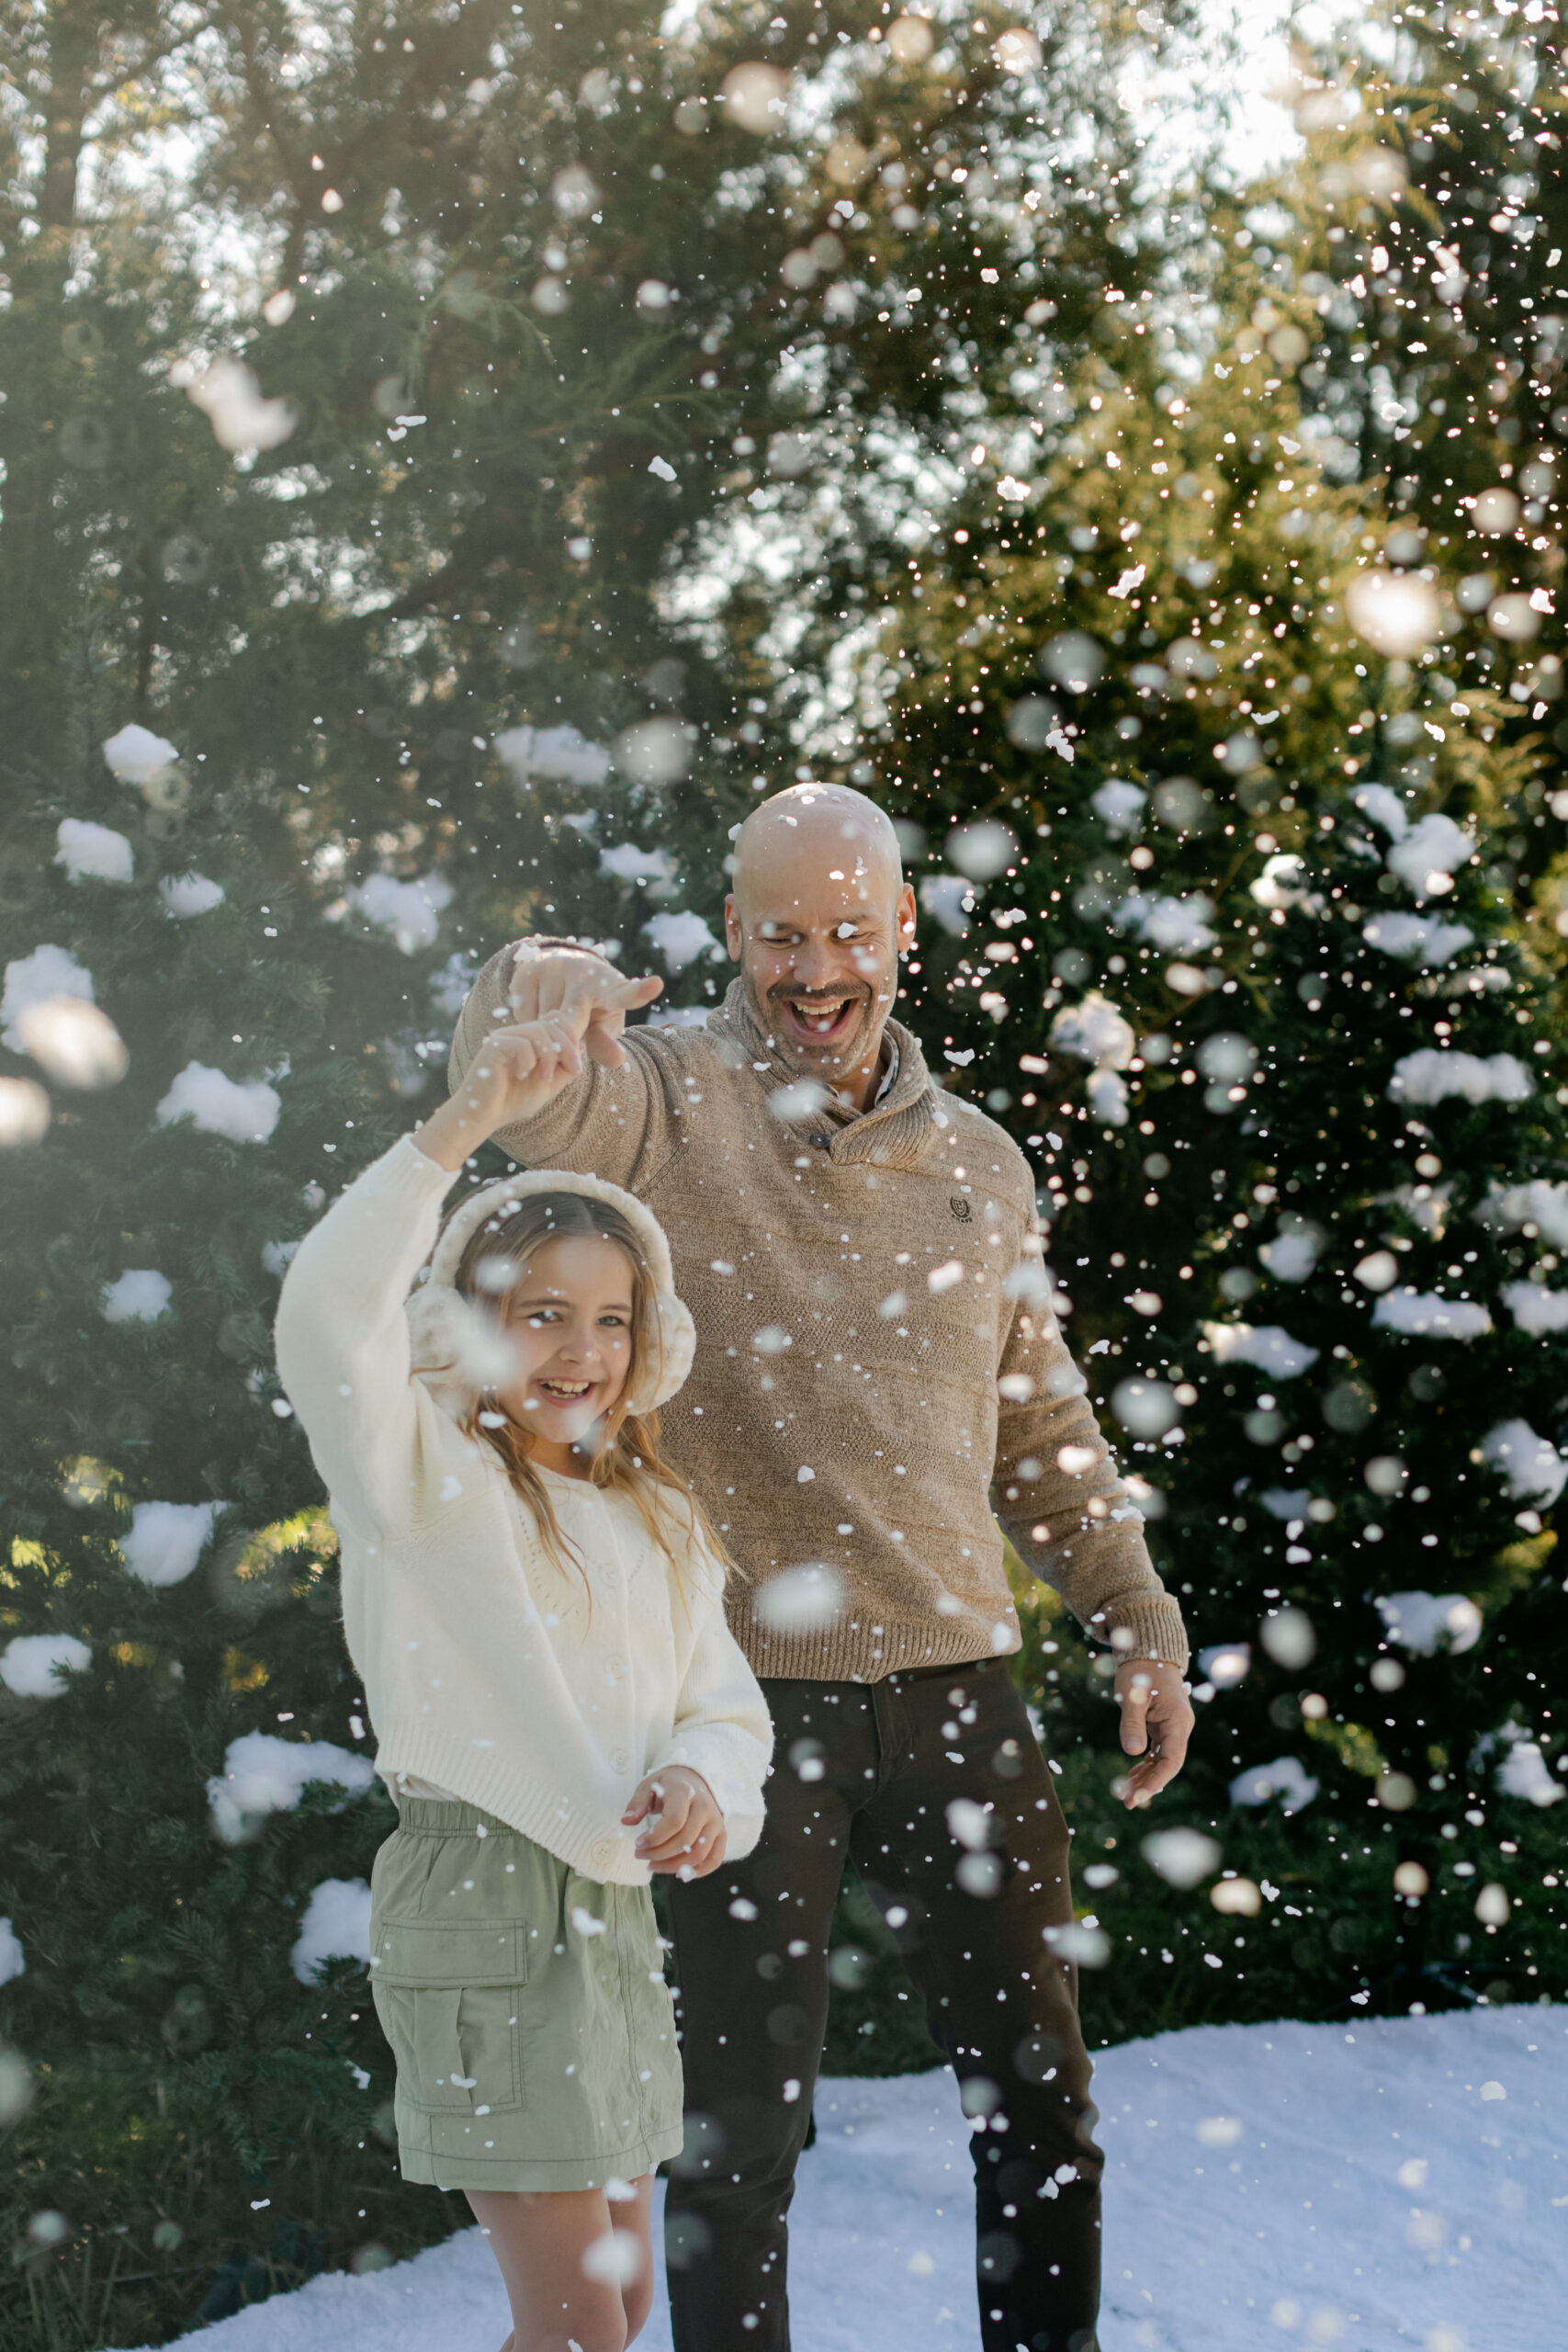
[612,1749,629,1773]
[590,1838,615,1869]
[809,1133,830,1148]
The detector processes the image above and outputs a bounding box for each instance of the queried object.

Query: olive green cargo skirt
[368,1798,682,2192]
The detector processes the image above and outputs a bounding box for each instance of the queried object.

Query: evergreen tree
[832,214,1568,2038]
[1277,2,1567,898]
[0,3,1175,2336]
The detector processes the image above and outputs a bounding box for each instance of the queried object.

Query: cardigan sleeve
[651,1555,774,1859]
[274,1135,460,1539]
[991,1207,1190,1672]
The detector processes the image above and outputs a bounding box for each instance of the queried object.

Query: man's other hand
[1113,1657,1194,1809]
[509,944,662,1069]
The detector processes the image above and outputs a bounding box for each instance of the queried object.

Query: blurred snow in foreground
[111,2005,1566,2351]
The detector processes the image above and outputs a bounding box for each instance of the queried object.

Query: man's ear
[897,880,918,959]
[723,893,743,962]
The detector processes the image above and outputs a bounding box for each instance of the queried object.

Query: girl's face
[492,1233,637,1475]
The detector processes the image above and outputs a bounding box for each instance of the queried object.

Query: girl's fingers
[639,1820,694,1860]
[627,1770,724,1863]
[642,1810,721,1864]
[623,1774,666,1828]
[485,1019,582,1111]
[622,1774,666,1826]
[638,1821,693,1861]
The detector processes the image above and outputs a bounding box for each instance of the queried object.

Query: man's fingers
[1119,1694,1193,1804]
[582,976,662,1068]
[584,1017,629,1070]
[1150,1710,1190,1774]
[519,974,559,1017]
[1118,1688,1151,1756]
[513,970,585,1021]
[1121,1748,1171,1802]
[607,974,664,1011]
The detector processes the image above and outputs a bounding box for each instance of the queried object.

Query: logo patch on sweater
[949,1195,973,1222]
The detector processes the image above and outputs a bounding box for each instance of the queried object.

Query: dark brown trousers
[664,1656,1102,2352]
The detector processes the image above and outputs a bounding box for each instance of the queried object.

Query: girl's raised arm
[274,1136,460,1537]
[275,1010,590,1533]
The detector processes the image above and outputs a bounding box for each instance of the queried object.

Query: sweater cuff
[1101,1592,1190,1673]
[395,1130,465,1193]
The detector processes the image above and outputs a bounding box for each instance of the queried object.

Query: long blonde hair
[446,1190,732,1599]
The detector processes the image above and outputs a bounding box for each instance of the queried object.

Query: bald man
[446,784,1192,2352]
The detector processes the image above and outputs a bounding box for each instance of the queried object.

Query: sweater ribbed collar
[709,979,941,1167]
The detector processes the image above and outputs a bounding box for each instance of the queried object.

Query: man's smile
[773,989,866,1050]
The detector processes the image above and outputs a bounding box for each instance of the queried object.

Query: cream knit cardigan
[274,1135,773,1885]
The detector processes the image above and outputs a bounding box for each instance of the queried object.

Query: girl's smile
[494,1232,636,1475]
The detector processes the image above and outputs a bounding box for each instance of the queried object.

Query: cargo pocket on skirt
[371,1919,526,2163]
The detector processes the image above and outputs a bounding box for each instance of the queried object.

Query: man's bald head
[732,784,903,917]
[724,783,916,1108]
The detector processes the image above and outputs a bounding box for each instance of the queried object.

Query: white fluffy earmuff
[405,1168,696,1418]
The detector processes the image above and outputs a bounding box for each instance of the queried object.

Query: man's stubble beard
[745,969,894,1089]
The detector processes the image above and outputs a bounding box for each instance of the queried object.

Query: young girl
[276,1007,773,2352]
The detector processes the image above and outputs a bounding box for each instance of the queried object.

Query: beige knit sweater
[448,955,1188,1682]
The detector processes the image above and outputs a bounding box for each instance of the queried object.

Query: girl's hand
[414,1012,590,1171]
[511,948,663,1069]
[622,1766,728,1880]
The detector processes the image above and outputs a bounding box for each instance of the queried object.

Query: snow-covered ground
[118,2006,1565,2352]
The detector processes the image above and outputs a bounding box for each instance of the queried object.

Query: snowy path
[117,2006,1566,2352]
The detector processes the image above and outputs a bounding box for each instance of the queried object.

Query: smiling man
[728,786,916,1106]
[446,783,1192,2352]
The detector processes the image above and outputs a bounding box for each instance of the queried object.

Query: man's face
[725,820,916,1088]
